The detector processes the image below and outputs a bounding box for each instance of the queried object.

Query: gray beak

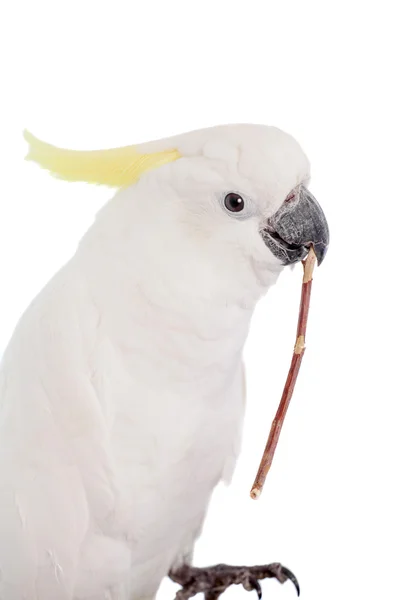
[261,185,330,265]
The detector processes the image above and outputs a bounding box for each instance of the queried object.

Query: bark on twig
[250,247,317,499]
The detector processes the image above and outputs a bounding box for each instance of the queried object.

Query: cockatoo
[0,124,329,600]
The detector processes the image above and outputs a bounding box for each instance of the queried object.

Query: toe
[247,576,262,599]
[280,566,300,596]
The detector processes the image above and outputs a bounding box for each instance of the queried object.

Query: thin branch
[250,246,317,499]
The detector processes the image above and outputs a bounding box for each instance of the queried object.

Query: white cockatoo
[0,124,329,600]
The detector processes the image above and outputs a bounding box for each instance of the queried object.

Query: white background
[1,1,400,599]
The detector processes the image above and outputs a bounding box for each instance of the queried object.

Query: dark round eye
[224,192,245,213]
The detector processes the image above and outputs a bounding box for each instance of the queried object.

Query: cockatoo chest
[91,311,247,566]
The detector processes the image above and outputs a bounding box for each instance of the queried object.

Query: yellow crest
[23,130,181,187]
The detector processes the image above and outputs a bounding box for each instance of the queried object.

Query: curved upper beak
[261,185,330,266]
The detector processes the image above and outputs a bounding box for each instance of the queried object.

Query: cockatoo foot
[169,562,300,599]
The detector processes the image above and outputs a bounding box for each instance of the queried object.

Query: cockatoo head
[24,125,329,302]
[143,124,328,267]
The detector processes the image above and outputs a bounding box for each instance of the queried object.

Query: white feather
[0,124,310,599]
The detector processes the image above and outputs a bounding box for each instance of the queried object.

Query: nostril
[284,192,296,204]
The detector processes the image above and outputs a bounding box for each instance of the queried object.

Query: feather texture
[23,130,181,187]
[1,124,311,599]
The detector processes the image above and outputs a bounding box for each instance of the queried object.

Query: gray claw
[248,576,262,599]
[280,566,300,596]
[169,561,299,599]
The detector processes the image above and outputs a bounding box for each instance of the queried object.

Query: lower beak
[261,185,330,265]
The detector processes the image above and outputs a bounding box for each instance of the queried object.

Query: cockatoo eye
[224,193,245,213]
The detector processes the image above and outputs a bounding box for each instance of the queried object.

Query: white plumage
[0,125,310,599]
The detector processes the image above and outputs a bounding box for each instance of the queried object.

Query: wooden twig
[250,246,317,499]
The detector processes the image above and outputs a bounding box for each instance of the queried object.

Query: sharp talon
[248,576,262,599]
[280,566,300,596]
